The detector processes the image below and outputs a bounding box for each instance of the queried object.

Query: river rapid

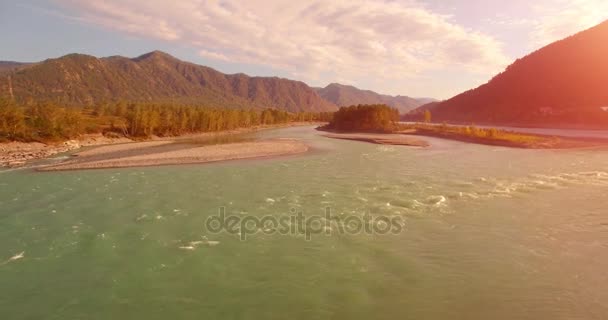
[1,126,607,319]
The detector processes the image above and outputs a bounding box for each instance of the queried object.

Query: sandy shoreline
[37,139,309,171]
[321,132,429,147]
[1,122,320,168]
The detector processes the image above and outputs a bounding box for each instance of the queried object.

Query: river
[1,126,608,319]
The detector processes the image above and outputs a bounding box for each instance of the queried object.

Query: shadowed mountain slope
[409,20,608,127]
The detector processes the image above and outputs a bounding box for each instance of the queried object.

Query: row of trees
[325,104,400,132]
[0,99,334,142]
[117,104,332,137]
[0,101,83,141]
[401,109,433,123]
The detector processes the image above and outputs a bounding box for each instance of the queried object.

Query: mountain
[0,61,31,73]
[315,83,427,114]
[0,51,336,112]
[410,20,608,127]
[414,97,438,104]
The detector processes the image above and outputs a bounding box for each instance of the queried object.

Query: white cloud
[530,0,608,48]
[54,0,510,97]
[198,49,230,62]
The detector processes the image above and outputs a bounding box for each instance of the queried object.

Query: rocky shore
[0,134,132,168]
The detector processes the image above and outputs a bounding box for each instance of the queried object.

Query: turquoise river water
[1,126,608,319]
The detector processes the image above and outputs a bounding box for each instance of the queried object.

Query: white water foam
[179,237,220,251]
[456,171,608,201]
[425,195,447,207]
[1,251,25,265]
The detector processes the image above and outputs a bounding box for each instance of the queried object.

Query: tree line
[325,104,400,132]
[0,99,333,142]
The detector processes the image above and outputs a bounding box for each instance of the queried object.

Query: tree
[261,109,274,125]
[0,99,336,142]
[28,103,62,139]
[59,108,83,138]
[0,99,26,140]
[424,110,432,123]
[486,128,499,138]
[327,104,399,132]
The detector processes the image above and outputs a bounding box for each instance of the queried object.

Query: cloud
[198,49,230,62]
[54,0,509,96]
[530,0,608,48]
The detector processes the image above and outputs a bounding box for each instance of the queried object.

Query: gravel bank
[38,139,309,171]
[322,133,429,147]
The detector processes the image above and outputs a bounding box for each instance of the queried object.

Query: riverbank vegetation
[401,123,541,142]
[317,104,598,148]
[0,99,333,143]
[322,104,399,133]
[396,123,589,148]
[318,105,564,148]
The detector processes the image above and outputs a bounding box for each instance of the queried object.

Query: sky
[1,0,607,99]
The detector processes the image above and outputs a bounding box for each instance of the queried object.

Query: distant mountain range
[4,20,608,127]
[0,61,31,73]
[315,83,430,114]
[0,51,335,112]
[410,20,608,127]
[0,51,431,114]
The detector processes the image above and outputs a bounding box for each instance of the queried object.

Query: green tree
[328,104,399,132]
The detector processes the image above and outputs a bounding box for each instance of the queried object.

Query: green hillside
[0,51,337,112]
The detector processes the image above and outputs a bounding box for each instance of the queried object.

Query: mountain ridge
[409,20,608,127]
[315,83,427,114]
[0,61,32,73]
[0,51,336,112]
